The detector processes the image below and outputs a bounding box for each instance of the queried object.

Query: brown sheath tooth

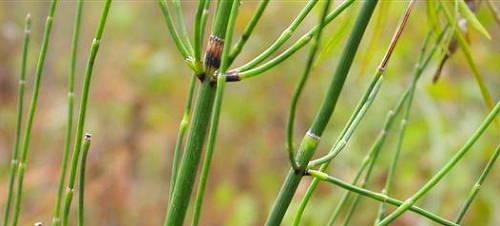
[225,70,240,82]
[204,34,224,79]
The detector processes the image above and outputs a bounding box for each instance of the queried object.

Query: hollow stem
[191,0,239,225]
[164,1,234,225]
[3,13,31,226]
[61,1,112,225]
[51,1,83,225]
[77,134,91,226]
[10,2,58,225]
[264,2,378,225]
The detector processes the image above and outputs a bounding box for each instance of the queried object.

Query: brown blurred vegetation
[1,1,500,225]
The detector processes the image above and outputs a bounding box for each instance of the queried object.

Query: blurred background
[1,1,500,225]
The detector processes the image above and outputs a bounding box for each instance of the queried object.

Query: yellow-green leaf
[458,0,491,39]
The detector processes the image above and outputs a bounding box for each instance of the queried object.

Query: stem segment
[61,1,112,225]
[265,1,378,225]
[3,13,31,226]
[10,2,58,225]
[52,1,83,225]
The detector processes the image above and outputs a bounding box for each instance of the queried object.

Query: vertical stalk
[77,134,91,226]
[265,1,378,225]
[194,0,208,61]
[191,2,240,225]
[3,13,31,226]
[61,1,112,225]
[286,0,332,171]
[52,1,83,225]
[164,1,234,225]
[10,1,58,225]
[172,0,194,55]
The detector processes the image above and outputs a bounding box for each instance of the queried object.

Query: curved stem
[237,0,354,80]
[10,2,58,225]
[52,1,83,225]
[377,96,500,226]
[235,0,319,72]
[307,170,458,226]
[61,1,113,225]
[3,13,31,226]
[265,2,378,225]
[172,0,194,55]
[286,0,331,171]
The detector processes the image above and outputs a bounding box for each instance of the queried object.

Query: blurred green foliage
[1,1,500,225]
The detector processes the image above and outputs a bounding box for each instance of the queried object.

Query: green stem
[194,0,208,61]
[265,2,378,225]
[236,0,354,79]
[10,2,58,225]
[77,134,91,226]
[227,0,269,65]
[52,1,83,225]
[191,0,239,224]
[307,170,458,226]
[455,143,500,223]
[302,26,447,226]
[377,96,500,226]
[172,0,194,55]
[61,1,112,225]
[159,0,199,73]
[168,75,197,202]
[3,14,31,226]
[235,0,318,72]
[164,1,234,225]
[287,0,331,171]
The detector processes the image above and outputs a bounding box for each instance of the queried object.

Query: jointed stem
[377,91,500,226]
[455,143,500,223]
[235,0,318,72]
[287,0,331,171]
[164,1,234,225]
[168,75,197,202]
[265,2,378,225]
[10,2,58,225]
[3,13,31,226]
[77,135,92,226]
[228,0,269,66]
[61,1,112,225]
[236,0,354,80]
[191,0,239,225]
[307,170,458,226]
[52,1,83,225]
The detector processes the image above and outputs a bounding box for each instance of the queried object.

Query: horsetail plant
[163,1,234,225]
[52,0,83,225]
[10,1,58,225]
[293,2,419,224]
[265,1,378,225]
[192,1,240,225]
[77,134,91,226]
[61,1,112,225]
[2,13,31,226]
